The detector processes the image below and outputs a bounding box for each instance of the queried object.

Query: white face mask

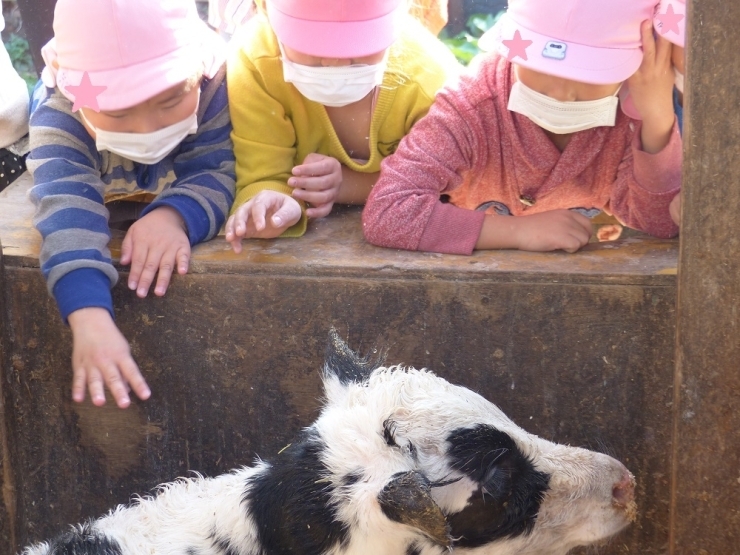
[674,67,684,94]
[508,77,620,135]
[80,109,199,165]
[280,44,387,108]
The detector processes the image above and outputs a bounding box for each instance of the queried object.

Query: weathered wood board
[671,0,740,552]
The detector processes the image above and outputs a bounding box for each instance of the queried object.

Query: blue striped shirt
[27,66,235,321]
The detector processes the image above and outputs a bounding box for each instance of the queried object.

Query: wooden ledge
[0,173,678,286]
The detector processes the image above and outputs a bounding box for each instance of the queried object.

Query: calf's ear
[323,328,384,385]
[377,471,451,547]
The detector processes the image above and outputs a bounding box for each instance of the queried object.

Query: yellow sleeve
[227,19,308,236]
[373,17,463,156]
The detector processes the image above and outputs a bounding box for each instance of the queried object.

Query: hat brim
[267,1,404,58]
[479,14,643,85]
[56,22,225,112]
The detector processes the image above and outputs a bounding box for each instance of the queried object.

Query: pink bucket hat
[266,0,405,58]
[40,0,225,112]
[478,0,657,85]
[653,0,686,47]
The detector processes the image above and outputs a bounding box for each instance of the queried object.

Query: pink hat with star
[653,0,686,47]
[478,0,657,85]
[40,0,225,112]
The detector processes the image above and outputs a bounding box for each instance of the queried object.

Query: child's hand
[627,20,676,153]
[289,153,342,218]
[669,192,681,226]
[120,206,190,298]
[225,190,302,252]
[512,210,593,253]
[67,307,151,408]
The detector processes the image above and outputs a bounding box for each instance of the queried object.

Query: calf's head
[248,331,636,555]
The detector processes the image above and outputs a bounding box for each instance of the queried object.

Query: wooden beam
[671,0,740,552]
[0,245,15,555]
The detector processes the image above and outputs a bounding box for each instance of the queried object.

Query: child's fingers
[87,367,107,406]
[292,186,336,205]
[120,232,133,265]
[135,247,165,298]
[571,212,593,235]
[177,247,190,275]
[250,198,268,232]
[300,152,329,166]
[233,204,253,238]
[290,174,339,192]
[640,20,656,63]
[306,202,334,219]
[72,366,87,403]
[271,198,302,228]
[127,244,149,292]
[119,357,150,402]
[654,34,673,67]
[100,363,131,408]
[153,250,177,297]
[224,214,237,241]
[229,237,244,254]
[293,156,337,178]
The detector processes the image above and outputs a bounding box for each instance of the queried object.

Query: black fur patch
[383,418,399,447]
[323,328,384,385]
[406,542,422,555]
[343,470,363,487]
[45,522,122,555]
[445,425,551,548]
[209,533,240,555]
[244,429,349,554]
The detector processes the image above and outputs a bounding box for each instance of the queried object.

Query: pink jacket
[362,53,682,255]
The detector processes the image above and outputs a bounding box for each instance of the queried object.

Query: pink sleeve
[362,89,487,255]
[608,118,681,238]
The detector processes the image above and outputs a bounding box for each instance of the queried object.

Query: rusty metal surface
[1,174,679,286]
[671,0,740,552]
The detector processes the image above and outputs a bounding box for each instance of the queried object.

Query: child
[1,12,29,189]
[27,0,235,408]
[363,0,682,255]
[654,0,686,225]
[224,0,460,250]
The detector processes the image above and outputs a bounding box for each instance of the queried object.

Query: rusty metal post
[671,0,740,552]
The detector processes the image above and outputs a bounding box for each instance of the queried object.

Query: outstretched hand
[120,206,190,298]
[68,307,151,408]
[225,190,302,252]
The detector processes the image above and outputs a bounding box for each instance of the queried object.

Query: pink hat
[653,0,686,47]
[478,0,657,85]
[266,0,405,58]
[40,0,225,112]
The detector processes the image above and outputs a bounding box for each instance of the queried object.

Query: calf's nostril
[612,472,636,507]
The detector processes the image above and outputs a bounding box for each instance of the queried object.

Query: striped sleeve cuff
[53,267,114,324]
[143,195,211,245]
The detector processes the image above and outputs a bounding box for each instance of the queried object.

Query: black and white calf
[23,331,636,555]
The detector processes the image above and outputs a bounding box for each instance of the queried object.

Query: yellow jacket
[227,13,461,236]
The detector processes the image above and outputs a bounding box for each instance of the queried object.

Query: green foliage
[3,33,37,94]
[440,12,502,65]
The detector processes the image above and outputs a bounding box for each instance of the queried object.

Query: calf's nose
[612,470,636,508]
